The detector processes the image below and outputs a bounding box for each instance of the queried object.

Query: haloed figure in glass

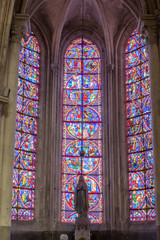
[125,29,155,221]
[11,32,40,220]
[61,38,103,223]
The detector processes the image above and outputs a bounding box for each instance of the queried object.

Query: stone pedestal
[75,217,90,240]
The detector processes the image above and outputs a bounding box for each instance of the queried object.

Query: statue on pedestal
[74,175,89,218]
[74,175,90,240]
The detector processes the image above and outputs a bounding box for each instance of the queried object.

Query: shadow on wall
[11,230,156,240]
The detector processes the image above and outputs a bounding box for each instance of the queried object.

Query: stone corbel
[138,14,159,47]
[0,88,10,104]
[11,13,29,43]
[0,95,9,116]
[0,96,9,104]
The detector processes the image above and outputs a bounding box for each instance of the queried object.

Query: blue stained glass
[128,152,144,172]
[129,172,145,190]
[11,32,40,221]
[62,38,103,223]
[126,29,155,221]
[125,65,141,84]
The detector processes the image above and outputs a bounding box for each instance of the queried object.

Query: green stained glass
[126,29,155,221]
[11,32,40,221]
[62,38,103,223]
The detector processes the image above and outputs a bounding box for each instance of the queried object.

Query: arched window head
[125,28,155,221]
[11,32,40,220]
[61,37,103,224]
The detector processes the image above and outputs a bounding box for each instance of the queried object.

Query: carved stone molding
[139,10,160,48]
[106,63,115,72]
[11,14,29,43]
[0,96,9,104]
[75,216,90,240]
[24,17,32,36]
[142,24,158,46]
[50,63,60,71]
[139,14,159,46]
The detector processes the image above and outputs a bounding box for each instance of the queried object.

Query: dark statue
[74,175,89,218]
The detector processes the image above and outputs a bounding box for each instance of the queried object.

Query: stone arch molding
[8,0,159,238]
[52,0,108,64]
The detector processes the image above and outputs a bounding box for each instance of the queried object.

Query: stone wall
[0,1,160,240]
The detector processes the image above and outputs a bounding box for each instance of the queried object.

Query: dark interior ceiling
[15,0,145,35]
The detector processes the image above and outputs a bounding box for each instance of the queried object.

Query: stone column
[50,63,61,230]
[140,12,160,240]
[0,14,28,240]
[0,0,15,94]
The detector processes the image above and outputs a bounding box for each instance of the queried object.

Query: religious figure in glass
[125,28,155,221]
[61,37,103,223]
[11,32,40,220]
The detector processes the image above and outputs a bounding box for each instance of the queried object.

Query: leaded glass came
[125,29,155,221]
[11,32,40,220]
[61,38,103,223]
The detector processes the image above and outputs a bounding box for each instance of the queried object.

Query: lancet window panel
[125,28,155,221]
[61,38,103,224]
[11,32,40,220]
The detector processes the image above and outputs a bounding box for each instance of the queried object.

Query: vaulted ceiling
[15,0,159,33]
[14,0,159,60]
[15,0,145,35]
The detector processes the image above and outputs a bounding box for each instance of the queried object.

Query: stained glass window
[61,38,103,223]
[125,29,155,221]
[11,32,40,220]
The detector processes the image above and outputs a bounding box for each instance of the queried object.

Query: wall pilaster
[0,13,28,240]
[50,63,61,230]
[0,0,15,94]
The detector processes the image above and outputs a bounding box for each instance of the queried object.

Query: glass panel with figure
[11,32,40,220]
[62,38,103,223]
[125,29,155,221]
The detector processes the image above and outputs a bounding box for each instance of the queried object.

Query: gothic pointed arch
[11,31,40,220]
[61,36,103,223]
[125,28,155,221]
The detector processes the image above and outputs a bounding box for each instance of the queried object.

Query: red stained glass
[62,38,103,223]
[126,29,155,221]
[11,32,40,221]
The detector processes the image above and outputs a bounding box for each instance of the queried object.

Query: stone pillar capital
[106,63,114,72]
[50,63,60,71]
[139,14,159,46]
[11,14,29,43]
